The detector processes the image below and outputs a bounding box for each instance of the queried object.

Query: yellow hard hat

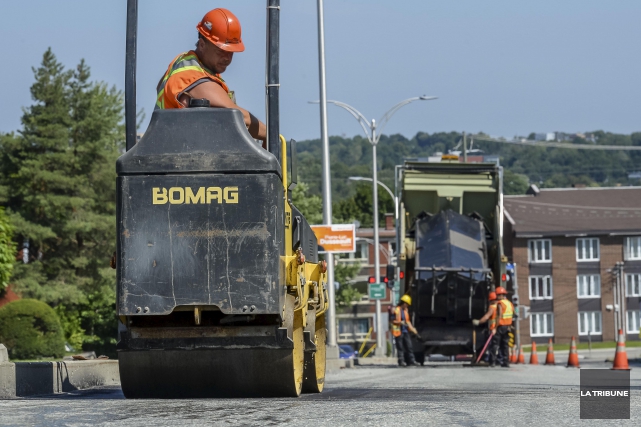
[400,295,412,305]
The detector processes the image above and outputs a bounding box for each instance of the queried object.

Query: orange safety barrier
[530,341,539,365]
[544,338,555,365]
[612,329,630,370]
[517,344,525,364]
[566,336,580,368]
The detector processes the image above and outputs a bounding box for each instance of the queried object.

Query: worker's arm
[179,80,267,144]
[476,306,496,324]
[404,311,418,334]
[391,310,401,326]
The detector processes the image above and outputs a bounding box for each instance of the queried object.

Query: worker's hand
[490,329,496,336]
[472,319,480,326]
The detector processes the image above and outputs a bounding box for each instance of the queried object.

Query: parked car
[339,344,358,359]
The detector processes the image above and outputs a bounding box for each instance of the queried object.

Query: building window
[626,273,641,297]
[345,241,369,262]
[338,318,370,341]
[578,311,602,336]
[577,275,601,298]
[530,313,554,337]
[528,239,551,263]
[529,276,553,300]
[576,238,599,261]
[627,310,641,334]
[626,237,641,260]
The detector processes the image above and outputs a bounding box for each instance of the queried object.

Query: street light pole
[312,96,437,357]
[370,121,383,356]
[315,0,338,353]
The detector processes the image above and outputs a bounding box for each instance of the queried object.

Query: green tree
[503,170,529,195]
[0,49,123,355]
[333,182,394,228]
[0,299,65,359]
[0,207,15,293]
[290,181,323,224]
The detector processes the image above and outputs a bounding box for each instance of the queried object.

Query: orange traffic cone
[517,344,525,364]
[509,349,516,363]
[544,338,555,365]
[612,329,630,370]
[530,341,539,365]
[566,336,580,368]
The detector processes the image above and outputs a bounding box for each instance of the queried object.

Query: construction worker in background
[492,286,514,368]
[473,292,499,366]
[156,8,267,144]
[391,295,421,367]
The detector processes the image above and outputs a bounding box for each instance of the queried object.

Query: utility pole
[463,131,468,163]
[315,0,338,355]
[370,120,384,356]
[513,264,520,352]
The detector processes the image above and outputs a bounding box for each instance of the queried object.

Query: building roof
[504,186,641,237]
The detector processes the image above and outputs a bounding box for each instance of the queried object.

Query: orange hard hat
[196,8,245,52]
[495,286,507,295]
[488,292,497,301]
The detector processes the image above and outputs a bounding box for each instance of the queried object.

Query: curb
[326,358,354,372]
[1,360,119,398]
[354,357,397,366]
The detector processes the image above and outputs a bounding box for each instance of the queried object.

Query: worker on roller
[491,287,514,368]
[473,292,499,366]
[391,295,420,367]
[156,8,267,144]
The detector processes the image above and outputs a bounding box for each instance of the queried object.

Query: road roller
[116,0,328,397]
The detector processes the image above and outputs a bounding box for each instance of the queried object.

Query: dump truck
[397,158,507,363]
[115,0,328,397]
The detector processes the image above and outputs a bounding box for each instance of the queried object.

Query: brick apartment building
[334,214,397,353]
[504,186,641,344]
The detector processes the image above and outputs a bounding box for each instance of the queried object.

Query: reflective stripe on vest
[391,306,409,337]
[497,299,514,326]
[155,51,229,110]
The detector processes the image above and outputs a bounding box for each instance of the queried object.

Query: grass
[520,340,641,353]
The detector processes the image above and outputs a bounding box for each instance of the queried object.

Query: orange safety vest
[391,306,411,337]
[488,303,498,331]
[497,299,514,326]
[156,51,229,110]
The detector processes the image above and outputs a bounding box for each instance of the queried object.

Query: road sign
[368,282,386,300]
[311,224,356,253]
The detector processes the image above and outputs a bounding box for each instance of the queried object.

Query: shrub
[0,299,65,359]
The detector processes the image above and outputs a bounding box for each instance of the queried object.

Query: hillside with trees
[296,131,641,227]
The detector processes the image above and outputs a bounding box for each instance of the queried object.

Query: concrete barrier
[0,353,119,398]
[0,344,16,398]
[355,357,397,366]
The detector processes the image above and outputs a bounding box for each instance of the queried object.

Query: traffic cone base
[612,329,630,370]
[544,338,555,365]
[517,345,525,364]
[566,336,580,368]
[530,341,539,365]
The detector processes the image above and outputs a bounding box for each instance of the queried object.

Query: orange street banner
[310,224,356,254]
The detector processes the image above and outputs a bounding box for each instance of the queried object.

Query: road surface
[1,356,639,426]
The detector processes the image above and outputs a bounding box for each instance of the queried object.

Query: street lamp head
[348,176,365,181]
[419,95,438,101]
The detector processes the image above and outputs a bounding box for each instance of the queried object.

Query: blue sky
[1,0,640,141]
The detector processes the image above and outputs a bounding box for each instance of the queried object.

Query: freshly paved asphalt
[1,355,639,426]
